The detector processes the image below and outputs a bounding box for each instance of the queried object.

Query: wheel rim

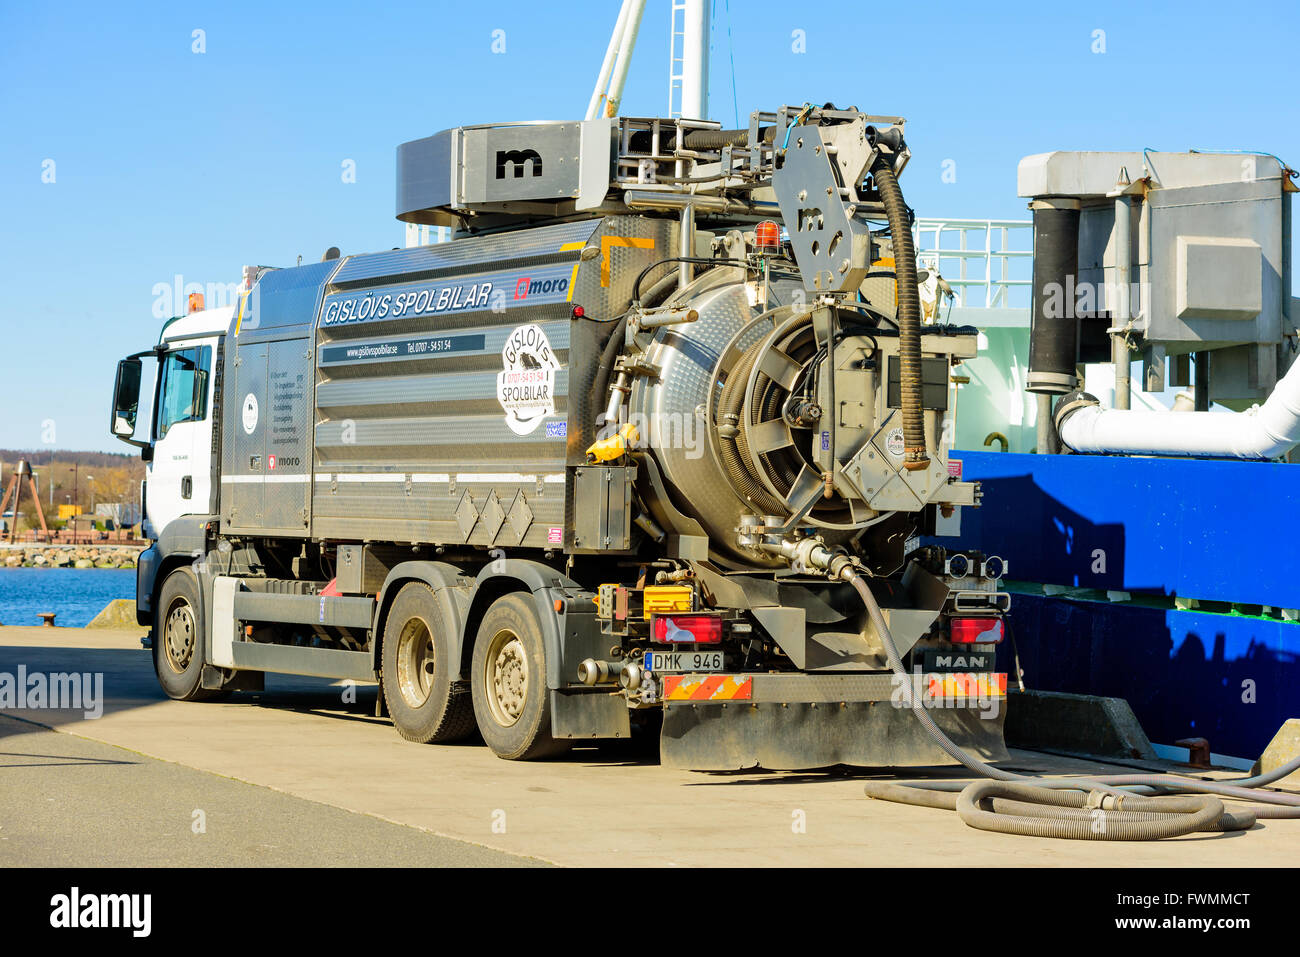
[395,617,436,709]
[163,597,196,674]
[484,628,528,728]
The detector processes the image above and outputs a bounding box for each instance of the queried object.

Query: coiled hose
[844,569,1300,839]
[871,157,929,472]
[716,340,787,515]
[714,315,851,522]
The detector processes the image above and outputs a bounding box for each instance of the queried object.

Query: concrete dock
[1,625,1296,867]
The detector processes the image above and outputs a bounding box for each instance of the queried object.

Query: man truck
[110,104,1009,769]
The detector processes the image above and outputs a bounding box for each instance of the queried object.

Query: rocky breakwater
[0,544,144,569]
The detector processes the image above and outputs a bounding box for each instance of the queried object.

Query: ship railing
[912,218,1033,309]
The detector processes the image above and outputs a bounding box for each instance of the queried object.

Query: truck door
[146,340,217,534]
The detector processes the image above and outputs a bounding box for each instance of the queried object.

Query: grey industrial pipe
[1111,191,1133,411]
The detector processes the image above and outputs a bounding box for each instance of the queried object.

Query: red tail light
[950,617,1004,644]
[652,614,722,644]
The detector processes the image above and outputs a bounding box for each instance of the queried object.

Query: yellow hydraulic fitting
[586,423,640,462]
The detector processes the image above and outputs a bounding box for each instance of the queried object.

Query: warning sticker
[497,323,560,436]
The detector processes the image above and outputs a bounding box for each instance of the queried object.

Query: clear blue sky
[2,0,1295,452]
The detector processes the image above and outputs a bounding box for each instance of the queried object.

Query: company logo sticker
[242,393,258,434]
[885,427,904,457]
[497,324,560,436]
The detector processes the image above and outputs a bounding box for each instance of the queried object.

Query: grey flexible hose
[844,570,1300,838]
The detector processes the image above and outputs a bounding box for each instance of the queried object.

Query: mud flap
[660,700,1009,771]
[200,664,264,692]
[551,689,631,739]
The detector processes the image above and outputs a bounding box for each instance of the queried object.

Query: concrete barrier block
[1251,718,1300,786]
[1006,688,1156,759]
[86,599,139,630]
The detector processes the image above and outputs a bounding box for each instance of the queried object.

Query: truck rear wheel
[470,593,570,760]
[381,582,476,744]
[154,567,223,702]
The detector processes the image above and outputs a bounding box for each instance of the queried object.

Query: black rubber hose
[591,317,628,432]
[639,271,681,309]
[870,158,928,471]
[632,258,745,302]
[1028,202,1082,395]
[626,126,775,153]
[680,126,777,150]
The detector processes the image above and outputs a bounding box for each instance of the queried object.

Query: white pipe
[1057,352,1300,460]
[679,0,710,120]
[604,0,647,117]
[586,0,630,121]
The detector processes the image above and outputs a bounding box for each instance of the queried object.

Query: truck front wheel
[381,582,476,744]
[470,593,570,760]
[154,567,223,702]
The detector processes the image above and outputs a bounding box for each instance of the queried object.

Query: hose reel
[709,305,879,536]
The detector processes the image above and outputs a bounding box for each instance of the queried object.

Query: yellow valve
[586,423,640,462]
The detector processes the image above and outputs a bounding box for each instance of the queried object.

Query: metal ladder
[668,0,687,118]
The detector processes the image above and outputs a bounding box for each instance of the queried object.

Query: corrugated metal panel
[218,216,671,547]
[330,220,599,287]
[311,222,597,546]
[240,260,339,336]
[315,369,570,412]
[316,411,566,455]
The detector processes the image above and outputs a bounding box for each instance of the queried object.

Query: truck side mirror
[111,358,143,440]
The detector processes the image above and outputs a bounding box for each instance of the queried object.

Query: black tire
[381,582,476,744]
[154,567,223,702]
[470,592,570,760]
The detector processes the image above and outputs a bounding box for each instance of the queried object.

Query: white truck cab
[111,304,233,537]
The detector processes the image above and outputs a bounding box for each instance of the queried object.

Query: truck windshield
[156,345,211,439]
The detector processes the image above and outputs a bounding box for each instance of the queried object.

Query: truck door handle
[181,476,192,499]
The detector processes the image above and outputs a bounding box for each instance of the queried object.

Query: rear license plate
[645,650,724,674]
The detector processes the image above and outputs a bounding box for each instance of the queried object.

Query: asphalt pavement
[1,625,1296,867]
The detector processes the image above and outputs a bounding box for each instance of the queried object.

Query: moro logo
[495,148,543,179]
[512,274,570,301]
